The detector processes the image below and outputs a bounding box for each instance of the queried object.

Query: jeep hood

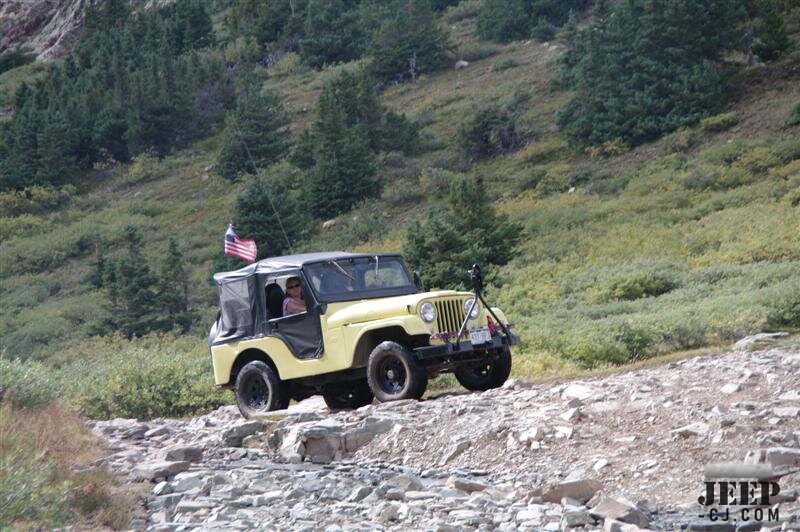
[325,290,471,327]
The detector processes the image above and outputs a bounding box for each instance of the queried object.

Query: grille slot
[434,298,467,333]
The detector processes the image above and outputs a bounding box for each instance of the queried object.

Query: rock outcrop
[0,0,172,61]
[89,335,800,530]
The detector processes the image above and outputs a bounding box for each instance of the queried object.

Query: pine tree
[753,0,791,61]
[157,238,194,332]
[217,85,289,179]
[234,169,313,258]
[476,0,530,43]
[303,81,377,218]
[102,226,161,338]
[558,0,748,146]
[300,0,365,67]
[35,111,77,187]
[306,110,377,219]
[369,0,453,83]
[405,176,522,289]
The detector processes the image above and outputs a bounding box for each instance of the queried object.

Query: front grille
[434,298,467,333]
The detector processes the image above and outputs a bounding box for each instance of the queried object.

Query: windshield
[305,256,416,301]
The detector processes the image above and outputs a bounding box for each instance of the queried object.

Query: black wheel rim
[242,373,269,409]
[377,357,406,395]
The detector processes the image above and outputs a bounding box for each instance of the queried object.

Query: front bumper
[414,332,518,361]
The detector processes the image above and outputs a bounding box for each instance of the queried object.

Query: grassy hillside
[1,3,799,416]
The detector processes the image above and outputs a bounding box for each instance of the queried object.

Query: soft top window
[216,277,255,341]
[305,256,415,300]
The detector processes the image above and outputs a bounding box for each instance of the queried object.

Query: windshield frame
[302,254,418,303]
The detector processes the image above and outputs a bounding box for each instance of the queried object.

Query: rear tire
[322,380,374,410]
[454,346,512,391]
[235,361,289,418]
[367,341,428,402]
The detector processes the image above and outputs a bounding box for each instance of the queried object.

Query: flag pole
[229,116,294,254]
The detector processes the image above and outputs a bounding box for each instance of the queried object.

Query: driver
[283,276,307,316]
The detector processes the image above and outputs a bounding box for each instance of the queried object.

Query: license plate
[469,327,492,345]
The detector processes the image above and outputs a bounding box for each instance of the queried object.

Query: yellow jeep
[209,252,517,418]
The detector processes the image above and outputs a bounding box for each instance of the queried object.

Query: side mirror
[413,271,423,291]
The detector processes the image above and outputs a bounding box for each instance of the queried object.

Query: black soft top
[212,251,368,283]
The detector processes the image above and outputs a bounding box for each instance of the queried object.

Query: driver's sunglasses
[286,284,300,289]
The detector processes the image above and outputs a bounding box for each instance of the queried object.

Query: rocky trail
[90,334,800,531]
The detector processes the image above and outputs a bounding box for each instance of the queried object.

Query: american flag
[224,224,257,262]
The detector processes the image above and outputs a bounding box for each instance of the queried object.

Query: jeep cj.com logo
[698,480,781,524]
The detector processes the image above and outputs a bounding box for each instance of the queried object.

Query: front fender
[345,315,433,366]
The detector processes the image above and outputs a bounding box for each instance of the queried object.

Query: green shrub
[0,185,74,217]
[0,443,71,528]
[767,284,800,328]
[459,104,523,160]
[665,128,697,153]
[699,112,738,132]
[534,164,570,196]
[64,343,227,420]
[492,58,520,72]
[0,359,59,409]
[0,50,36,75]
[585,260,686,303]
[681,164,752,191]
[458,43,501,63]
[783,188,800,207]
[0,214,52,242]
[443,0,484,23]
[271,52,302,77]
[0,211,152,278]
[787,102,800,127]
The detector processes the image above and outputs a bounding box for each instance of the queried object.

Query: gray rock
[348,486,372,502]
[590,495,650,528]
[222,421,265,447]
[746,447,800,470]
[449,477,490,493]
[543,478,602,504]
[562,384,595,401]
[170,472,205,493]
[174,499,217,513]
[732,332,788,351]
[394,473,424,491]
[561,509,596,528]
[671,422,709,437]
[152,481,172,496]
[145,426,170,438]
[133,461,190,481]
[406,490,438,500]
[385,488,405,500]
[441,440,471,465]
[303,429,340,464]
[122,424,149,440]
[162,445,204,463]
[774,407,800,418]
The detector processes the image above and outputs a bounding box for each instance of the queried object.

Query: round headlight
[420,302,436,323]
[464,298,480,319]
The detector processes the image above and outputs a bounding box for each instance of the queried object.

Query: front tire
[367,341,428,402]
[235,361,289,418]
[322,380,374,410]
[454,346,512,391]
